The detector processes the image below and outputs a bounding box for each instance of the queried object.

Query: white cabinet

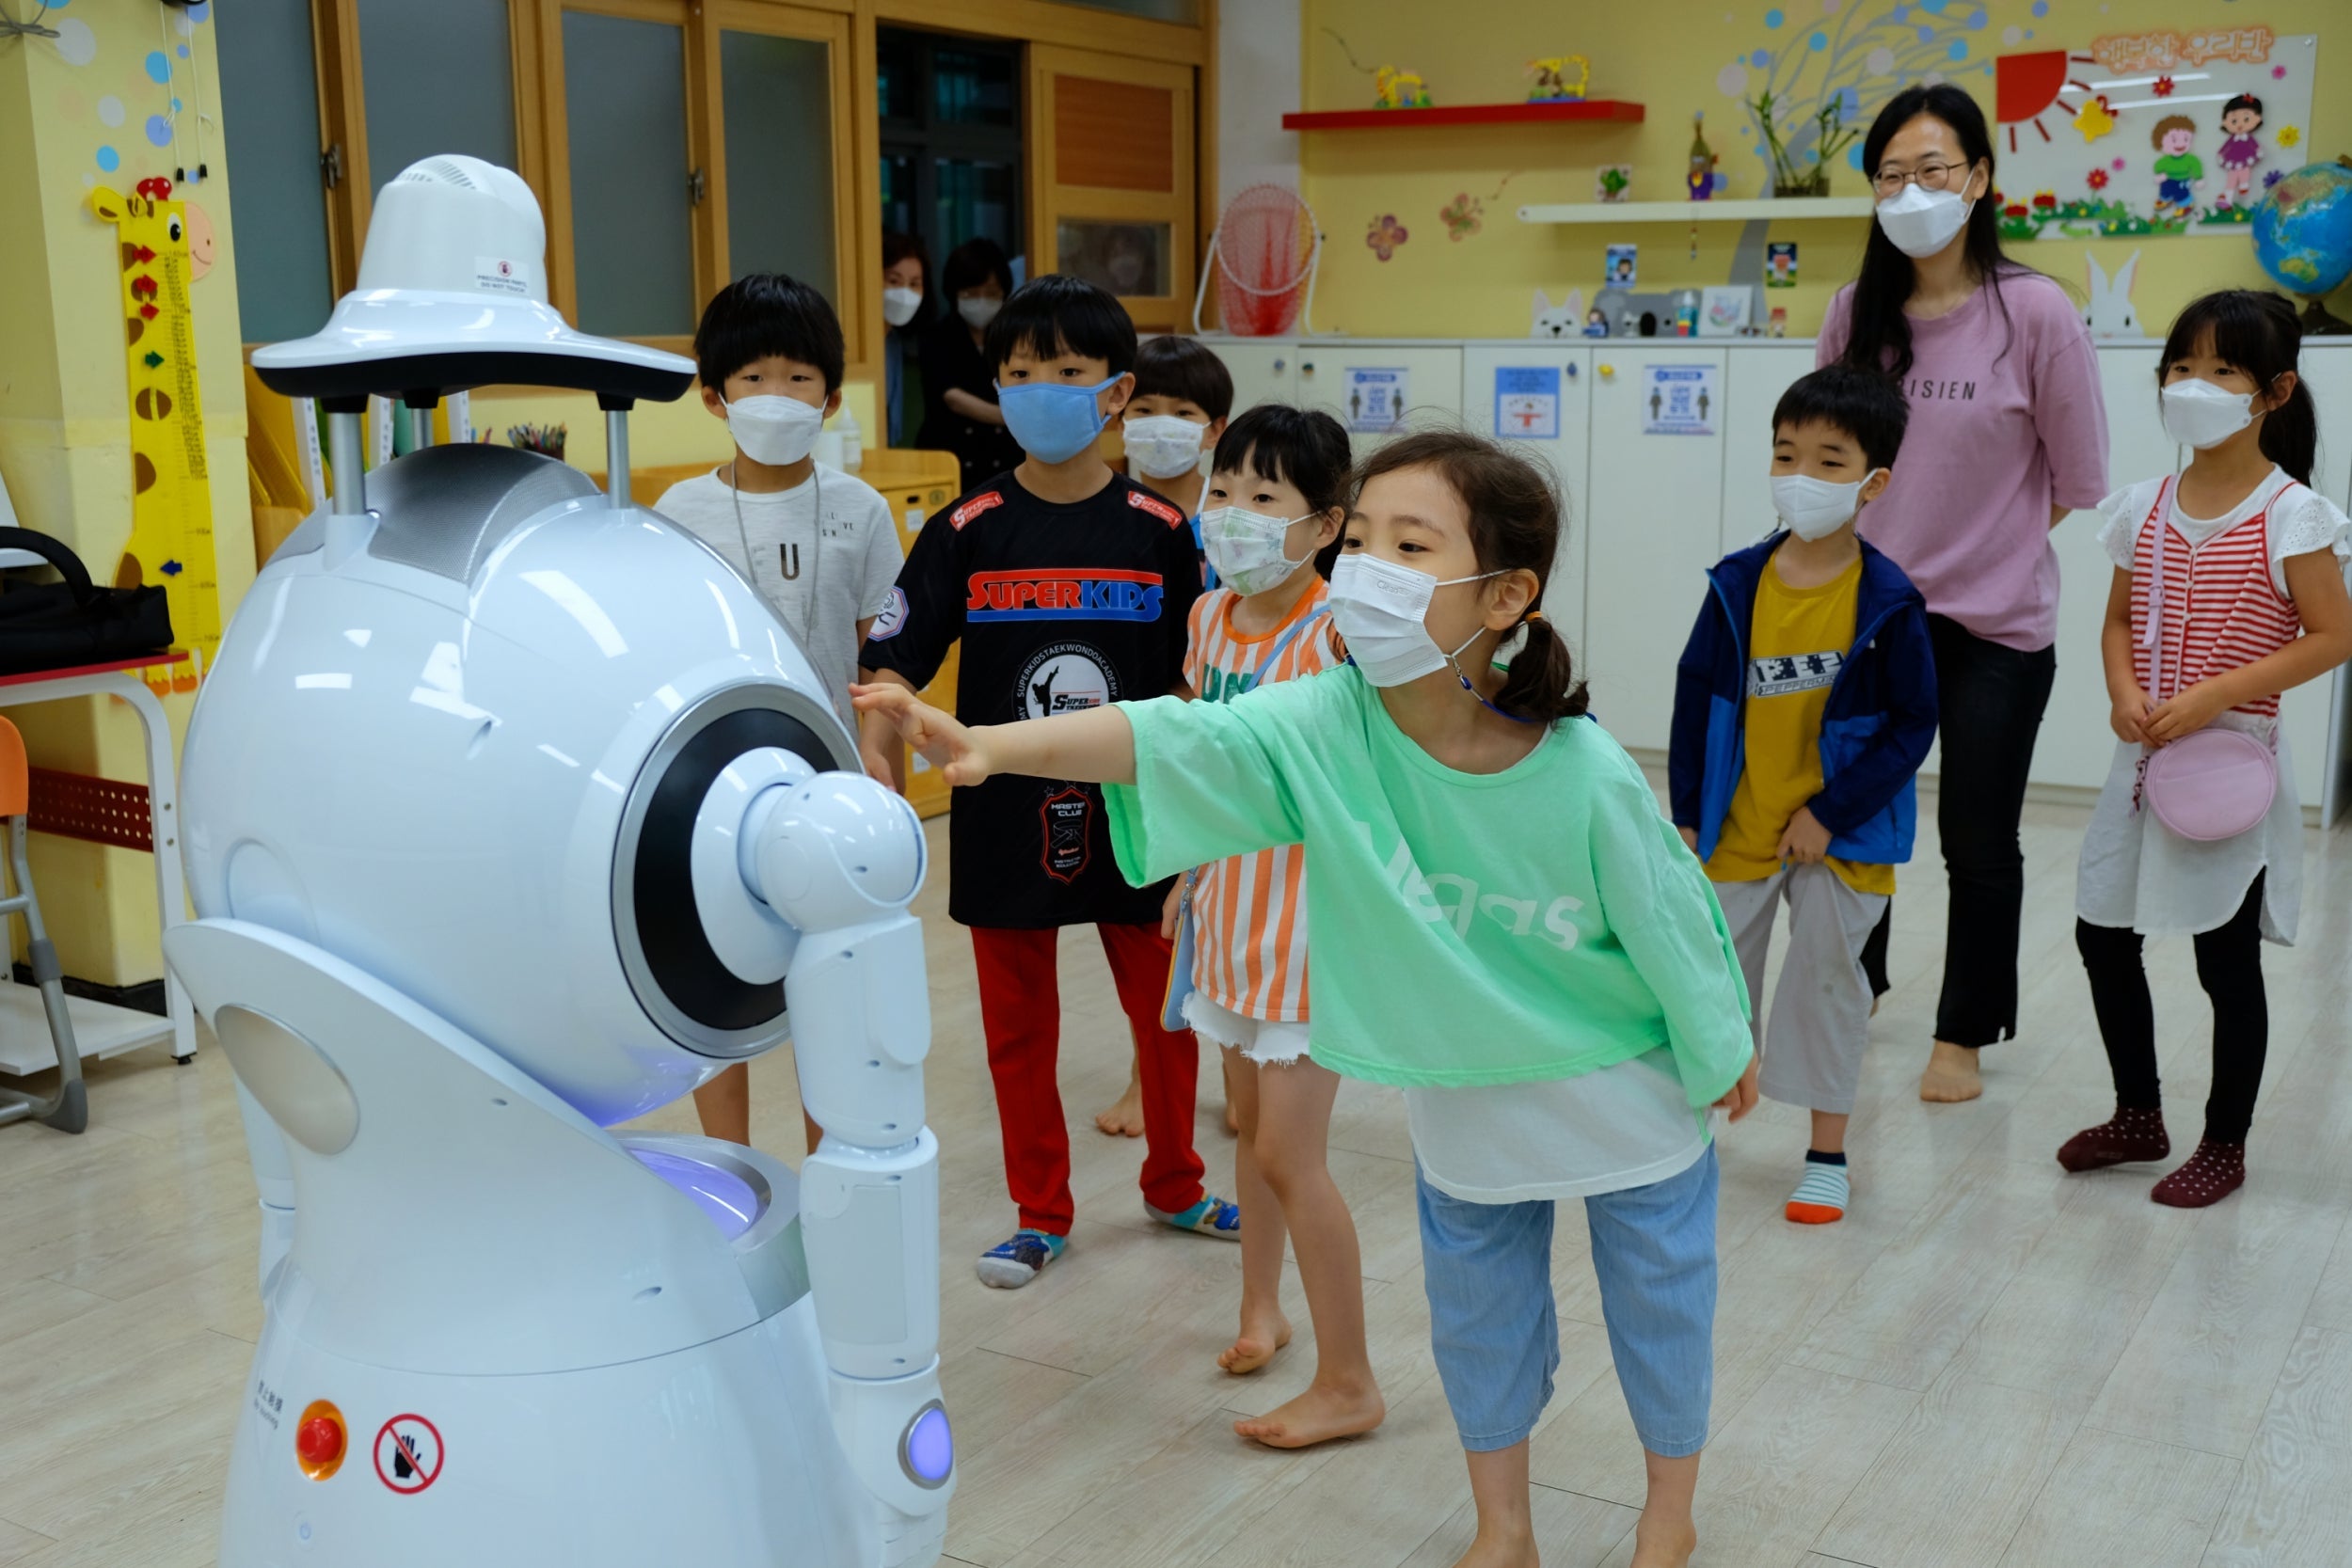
[1462,344,1592,651]
[1719,343,1821,553]
[1211,341,1299,410]
[1291,344,1465,453]
[1582,347,1728,752]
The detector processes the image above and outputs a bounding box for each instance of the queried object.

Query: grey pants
[1713,864,1889,1116]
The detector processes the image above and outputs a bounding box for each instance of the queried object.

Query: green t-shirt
[2153,151,2203,182]
[1105,668,1754,1105]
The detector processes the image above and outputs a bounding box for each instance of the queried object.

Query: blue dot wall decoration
[1968,8,1986,27]
[1947,40,1968,60]
[1809,30,1827,50]
[1920,0,1947,12]
[95,145,119,172]
[144,51,169,83]
[177,43,189,58]
[146,114,171,147]
[1751,48,1769,66]
[1764,8,1784,27]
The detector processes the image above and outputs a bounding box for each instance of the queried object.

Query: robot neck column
[600,396,634,511]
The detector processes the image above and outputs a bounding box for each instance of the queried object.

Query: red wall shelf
[1281,101,1645,132]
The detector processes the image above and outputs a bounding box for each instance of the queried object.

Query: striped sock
[1787,1151,1849,1225]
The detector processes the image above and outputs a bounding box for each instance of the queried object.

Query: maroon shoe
[2057,1108,2169,1173]
[2151,1141,2246,1208]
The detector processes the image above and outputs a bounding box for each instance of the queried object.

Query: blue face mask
[995,375,1120,464]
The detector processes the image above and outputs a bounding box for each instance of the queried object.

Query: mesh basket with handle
[1194,184,1321,337]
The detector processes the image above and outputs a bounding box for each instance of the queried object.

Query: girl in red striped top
[1171,404,1386,1448]
[2063,290,2352,1207]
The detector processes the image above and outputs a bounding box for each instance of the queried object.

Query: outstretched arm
[851,683,1139,787]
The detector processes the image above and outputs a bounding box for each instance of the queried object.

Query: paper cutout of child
[2152,115,2203,216]
[2217,94,2264,208]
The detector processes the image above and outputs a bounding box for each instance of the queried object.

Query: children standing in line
[655,273,906,1154]
[1097,335,1236,1139]
[857,430,1758,1568]
[1171,405,1383,1449]
[857,275,1237,1288]
[2061,290,2352,1207]
[1670,367,1937,1226]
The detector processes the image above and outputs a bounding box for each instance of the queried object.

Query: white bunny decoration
[2083,250,2146,340]
[1531,287,1586,339]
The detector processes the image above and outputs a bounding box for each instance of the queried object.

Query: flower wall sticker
[2087,167,2110,192]
[2278,125,2301,148]
[1439,193,1483,242]
[1365,214,1409,261]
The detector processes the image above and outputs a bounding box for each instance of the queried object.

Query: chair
[0,716,85,1133]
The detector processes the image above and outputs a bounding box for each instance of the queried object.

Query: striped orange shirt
[1183,580,1342,1021]
[2130,478,2306,718]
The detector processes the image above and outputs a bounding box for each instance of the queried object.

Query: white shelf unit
[1517,198,1875,225]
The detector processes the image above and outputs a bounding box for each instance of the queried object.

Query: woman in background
[881,231,930,450]
[1820,83,2108,1104]
[917,236,1025,490]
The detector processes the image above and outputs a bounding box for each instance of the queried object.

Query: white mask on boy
[2159,378,2257,450]
[724,394,824,467]
[1121,415,1209,479]
[1771,470,1885,541]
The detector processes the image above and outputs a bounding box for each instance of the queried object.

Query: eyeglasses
[1870,160,1973,198]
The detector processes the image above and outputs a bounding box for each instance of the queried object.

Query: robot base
[222,1290,946,1568]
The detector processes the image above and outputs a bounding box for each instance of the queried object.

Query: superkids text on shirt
[862,469,1202,928]
[1105,667,1755,1103]
[1669,533,1938,875]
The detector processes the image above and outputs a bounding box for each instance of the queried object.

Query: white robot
[171,156,952,1567]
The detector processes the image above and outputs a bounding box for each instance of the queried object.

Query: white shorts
[1180,990,1312,1066]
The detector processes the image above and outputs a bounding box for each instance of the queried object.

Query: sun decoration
[1365,213,1409,261]
[2278,125,2301,149]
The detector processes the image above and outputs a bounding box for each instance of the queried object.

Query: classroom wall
[1295,0,2352,340]
[0,3,256,988]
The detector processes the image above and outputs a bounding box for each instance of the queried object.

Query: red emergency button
[295,1400,347,1480]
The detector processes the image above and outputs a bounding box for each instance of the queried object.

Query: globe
[2252,161,2352,310]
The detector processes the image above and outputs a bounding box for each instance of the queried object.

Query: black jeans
[1860,616,2057,1045]
[2074,874,2268,1144]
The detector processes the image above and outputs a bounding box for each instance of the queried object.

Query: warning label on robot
[373,1414,444,1496]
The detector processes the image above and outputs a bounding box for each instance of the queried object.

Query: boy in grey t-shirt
[653,274,904,1151]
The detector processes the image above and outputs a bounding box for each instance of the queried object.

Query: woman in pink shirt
[1819,84,2108,1103]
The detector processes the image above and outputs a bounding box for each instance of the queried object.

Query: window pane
[877,29,921,126]
[1056,221,1169,296]
[881,151,918,238]
[358,0,517,197]
[720,32,834,301]
[932,47,1017,128]
[215,0,336,341]
[562,11,692,337]
[937,159,1019,256]
[1051,0,1201,18]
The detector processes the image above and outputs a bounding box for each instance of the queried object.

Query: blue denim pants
[1417,1146,1717,1456]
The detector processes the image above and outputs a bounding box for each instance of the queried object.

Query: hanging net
[1214,184,1317,337]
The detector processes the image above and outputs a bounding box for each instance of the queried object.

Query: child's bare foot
[1232,1379,1385,1449]
[1093,1072,1146,1137]
[1446,1527,1538,1568]
[1629,1513,1698,1568]
[1217,1306,1293,1374]
[1918,1038,1983,1102]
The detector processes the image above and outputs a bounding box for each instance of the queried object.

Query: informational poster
[1493,367,1560,440]
[1766,242,1799,287]
[1643,363,1717,436]
[1343,367,1407,434]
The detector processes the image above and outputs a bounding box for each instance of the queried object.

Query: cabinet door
[2291,343,2352,823]
[1719,345,1820,553]
[1293,346,1465,452]
[1461,344,1592,651]
[1203,340,1298,410]
[1582,347,1728,752]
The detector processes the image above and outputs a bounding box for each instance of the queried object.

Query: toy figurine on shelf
[1688,113,1719,200]
[1374,65,1432,109]
[1583,308,1610,339]
[1597,163,1633,202]
[1526,55,1591,103]
[1769,306,1788,338]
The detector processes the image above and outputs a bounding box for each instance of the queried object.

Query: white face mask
[1327,554,1500,688]
[1121,415,1208,480]
[724,393,824,467]
[882,286,922,327]
[1770,470,1885,541]
[958,295,1002,330]
[1874,180,1975,259]
[1200,505,1312,597]
[2159,378,2258,450]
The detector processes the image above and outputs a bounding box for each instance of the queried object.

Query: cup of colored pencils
[507,422,566,459]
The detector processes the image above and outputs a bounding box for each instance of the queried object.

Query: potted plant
[1748,88,1859,198]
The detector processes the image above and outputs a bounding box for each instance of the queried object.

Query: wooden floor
[4,788,2351,1568]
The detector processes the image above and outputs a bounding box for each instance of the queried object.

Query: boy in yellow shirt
[1669,367,1937,1224]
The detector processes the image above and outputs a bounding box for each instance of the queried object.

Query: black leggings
[2074,873,2268,1145]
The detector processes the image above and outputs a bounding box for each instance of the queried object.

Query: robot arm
[731,769,954,1560]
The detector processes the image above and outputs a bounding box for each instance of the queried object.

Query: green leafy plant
[1747,87,1853,198]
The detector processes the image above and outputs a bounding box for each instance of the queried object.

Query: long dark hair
[2160,290,2319,485]
[1837,84,2028,383]
[1353,431,1589,722]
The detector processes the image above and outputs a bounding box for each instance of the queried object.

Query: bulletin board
[1993,28,2316,240]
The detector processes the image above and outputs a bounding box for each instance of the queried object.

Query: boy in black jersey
[858,277,1236,1288]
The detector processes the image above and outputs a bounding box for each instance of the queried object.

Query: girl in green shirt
[856,431,1758,1568]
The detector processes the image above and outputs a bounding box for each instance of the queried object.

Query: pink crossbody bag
[2137,481,2279,843]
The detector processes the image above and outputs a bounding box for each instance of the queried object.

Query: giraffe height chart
[88,177,221,694]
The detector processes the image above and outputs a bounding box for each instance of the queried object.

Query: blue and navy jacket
[1668,533,1938,867]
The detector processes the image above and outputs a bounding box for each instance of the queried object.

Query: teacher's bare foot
[1919,1039,1982,1103]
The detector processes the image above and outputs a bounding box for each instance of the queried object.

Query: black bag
[0,528,175,676]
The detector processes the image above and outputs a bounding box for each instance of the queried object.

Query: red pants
[969,923,1205,1237]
